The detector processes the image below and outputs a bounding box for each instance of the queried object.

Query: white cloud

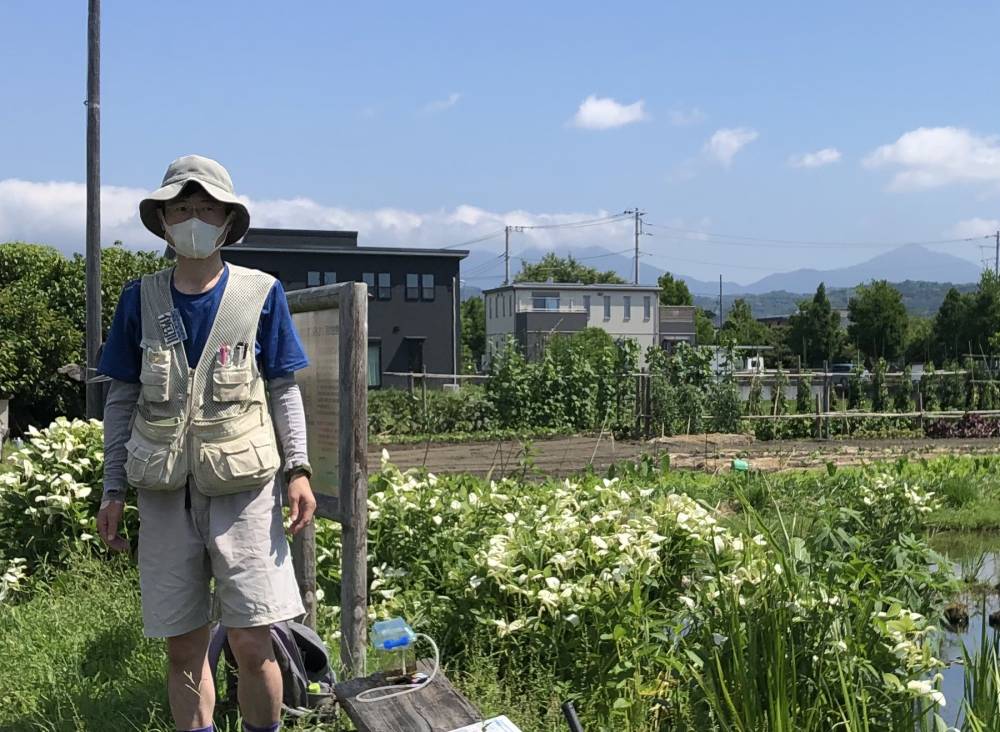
[704,127,758,166]
[668,106,706,126]
[571,95,647,130]
[864,127,1000,190]
[789,147,841,168]
[0,178,635,255]
[949,217,1000,239]
[420,92,461,114]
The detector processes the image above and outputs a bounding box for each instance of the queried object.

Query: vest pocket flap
[201,435,279,481]
[212,368,253,402]
[124,437,153,462]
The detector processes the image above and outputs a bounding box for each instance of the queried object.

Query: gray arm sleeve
[267,375,309,470]
[102,379,140,501]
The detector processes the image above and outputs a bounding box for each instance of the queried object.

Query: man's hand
[97,499,129,552]
[287,475,317,535]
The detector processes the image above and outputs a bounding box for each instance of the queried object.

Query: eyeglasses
[163,200,225,221]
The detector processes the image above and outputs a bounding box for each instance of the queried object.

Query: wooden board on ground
[335,659,481,732]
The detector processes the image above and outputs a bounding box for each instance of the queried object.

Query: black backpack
[208,620,336,717]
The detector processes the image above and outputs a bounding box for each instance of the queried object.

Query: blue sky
[3,1,1000,283]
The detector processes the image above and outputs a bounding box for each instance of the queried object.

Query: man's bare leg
[227,625,282,728]
[166,624,216,730]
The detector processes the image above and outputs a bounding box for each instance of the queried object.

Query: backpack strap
[207,622,229,690]
[271,622,309,710]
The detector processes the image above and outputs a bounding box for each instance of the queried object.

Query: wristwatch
[285,462,313,482]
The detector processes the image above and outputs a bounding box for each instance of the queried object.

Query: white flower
[545,576,560,591]
[591,536,608,550]
[432,515,443,526]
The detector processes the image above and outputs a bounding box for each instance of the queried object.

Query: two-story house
[222,228,468,388]
[482,282,663,365]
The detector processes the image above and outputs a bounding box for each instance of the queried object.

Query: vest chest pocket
[140,347,171,402]
[212,367,253,402]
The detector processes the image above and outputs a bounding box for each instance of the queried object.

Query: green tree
[904,317,933,365]
[514,253,624,284]
[786,283,843,367]
[0,242,167,432]
[847,280,908,363]
[460,297,485,372]
[694,310,716,346]
[657,272,693,306]
[720,298,770,346]
[931,287,971,363]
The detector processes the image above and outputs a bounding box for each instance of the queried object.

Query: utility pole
[624,208,645,284]
[504,225,511,285]
[634,207,640,284]
[995,230,998,276]
[718,275,723,330]
[85,0,102,418]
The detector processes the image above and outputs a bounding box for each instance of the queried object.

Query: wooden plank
[335,660,481,732]
[339,282,369,677]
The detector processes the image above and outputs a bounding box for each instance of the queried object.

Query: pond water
[928,532,1000,728]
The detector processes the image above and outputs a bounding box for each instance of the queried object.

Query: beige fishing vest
[123,265,281,496]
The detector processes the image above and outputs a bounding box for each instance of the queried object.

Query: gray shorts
[136,477,305,638]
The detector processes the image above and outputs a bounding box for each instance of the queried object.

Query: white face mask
[161,212,231,259]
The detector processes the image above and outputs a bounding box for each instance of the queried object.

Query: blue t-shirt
[98,265,309,382]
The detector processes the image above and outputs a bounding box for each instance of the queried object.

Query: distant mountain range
[459,243,984,318]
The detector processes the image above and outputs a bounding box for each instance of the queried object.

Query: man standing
[97,155,316,732]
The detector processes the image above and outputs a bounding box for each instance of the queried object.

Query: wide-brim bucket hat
[139,154,250,245]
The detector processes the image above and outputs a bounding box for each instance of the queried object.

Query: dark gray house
[222,228,468,388]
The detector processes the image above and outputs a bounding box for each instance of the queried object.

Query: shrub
[0,418,132,577]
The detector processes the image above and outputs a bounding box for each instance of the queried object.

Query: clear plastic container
[372,617,416,677]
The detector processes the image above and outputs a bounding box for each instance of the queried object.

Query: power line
[643,221,992,249]
[440,229,506,250]
[509,213,631,231]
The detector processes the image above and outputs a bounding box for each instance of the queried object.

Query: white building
[483,282,667,365]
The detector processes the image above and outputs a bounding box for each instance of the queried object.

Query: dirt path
[370,434,1000,478]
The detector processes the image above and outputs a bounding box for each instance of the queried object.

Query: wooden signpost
[287,282,369,677]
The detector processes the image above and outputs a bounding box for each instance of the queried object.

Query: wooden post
[291,521,317,629]
[643,370,651,440]
[918,390,925,434]
[339,283,369,677]
[814,394,821,438]
[421,365,428,431]
[85,0,102,419]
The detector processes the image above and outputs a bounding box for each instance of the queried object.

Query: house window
[421,274,435,301]
[624,296,631,321]
[377,273,391,300]
[488,296,494,319]
[362,272,375,293]
[307,271,321,287]
[531,291,559,310]
[644,296,651,321]
[324,271,336,285]
[367,340,382,388]
[406,273,420,300]
[603,295,611,320]
[583,295,591,313]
